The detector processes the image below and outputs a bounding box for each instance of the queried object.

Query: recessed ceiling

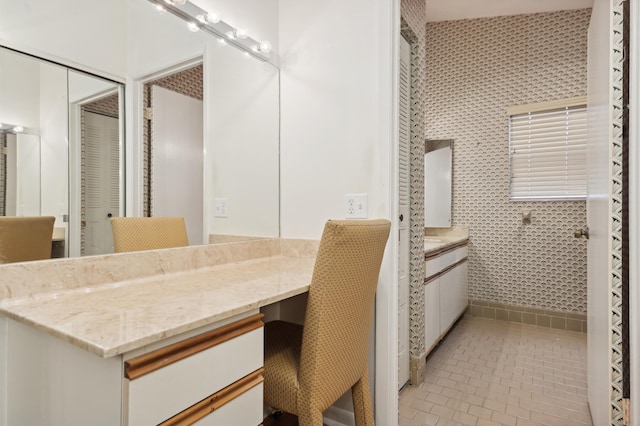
[425,0,594,22]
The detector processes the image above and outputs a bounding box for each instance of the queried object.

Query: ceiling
[425,0,594,22]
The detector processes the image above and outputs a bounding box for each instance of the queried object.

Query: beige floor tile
[452,410,479,425]
[413,410,440,426]
[399,316,592,426]
[491,410,517,426]
[468,404,494,421]
[409,397,434,414]
[505,405,531,420]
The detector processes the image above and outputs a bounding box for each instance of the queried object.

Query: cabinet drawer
[454,246,468,262]
[425,244,468,279]
[125,314,264,426]
[424,256,440,278]
[194,383,263,426]
[160,370,264,426]
[424,277,440,353]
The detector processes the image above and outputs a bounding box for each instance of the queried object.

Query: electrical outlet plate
[345,194,368,219]
[214,198,228,218]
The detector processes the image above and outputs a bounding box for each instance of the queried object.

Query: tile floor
[399,316,592,426]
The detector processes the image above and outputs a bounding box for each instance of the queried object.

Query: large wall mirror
[0,46,125,259]
[0,0,280,264]
[129,0,280,246]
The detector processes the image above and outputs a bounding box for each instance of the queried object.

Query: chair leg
[351,370,374,426]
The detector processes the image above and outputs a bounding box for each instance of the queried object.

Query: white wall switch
[214,198,228,218]
[345,194,368,219]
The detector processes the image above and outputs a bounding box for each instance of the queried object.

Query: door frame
[69,86,123,257]
[629,0,639,419]
[374,0,401,424]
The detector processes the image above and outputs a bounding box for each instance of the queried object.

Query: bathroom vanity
[423,230,468,355]
[0,240,315,426]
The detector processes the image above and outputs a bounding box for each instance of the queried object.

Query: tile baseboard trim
[410,352,427,385]
[468,299,587,333]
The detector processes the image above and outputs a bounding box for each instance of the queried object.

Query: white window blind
[508,101,587,201]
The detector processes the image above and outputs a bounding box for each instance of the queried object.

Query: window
[508,97,587,201]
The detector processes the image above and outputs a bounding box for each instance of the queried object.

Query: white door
[84,112,119,256]
[586,1,614,424]
[398,36,411,389]
[151,85,203,245]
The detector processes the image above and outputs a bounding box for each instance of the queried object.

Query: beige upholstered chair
[110,217,189,253]
[0,216,55,264]
[264,219,391,426]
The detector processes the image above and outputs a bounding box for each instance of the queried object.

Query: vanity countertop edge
[0,243,316,359]
[424,227,469,256]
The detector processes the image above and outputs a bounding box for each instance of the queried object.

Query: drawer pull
[424,241,468,259]
[159,368,264,426]
[125,313,264,380]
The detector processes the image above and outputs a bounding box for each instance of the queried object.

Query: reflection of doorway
[143,64,204,245]
[81,95,120,255]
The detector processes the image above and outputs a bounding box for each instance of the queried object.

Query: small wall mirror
[424,139,452,228]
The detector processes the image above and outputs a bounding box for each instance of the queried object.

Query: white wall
[15,134,41,217]
[279,0,393,237]
[206,42,279,238]
[0,50,40,128]
[39,64,69,227]
[278,0,398,424]
[586,0,612,424]
[0,0,127,79]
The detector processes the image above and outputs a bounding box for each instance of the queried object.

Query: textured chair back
[299,219,390,412]
[0,216,55,263]
[110,217,189,253]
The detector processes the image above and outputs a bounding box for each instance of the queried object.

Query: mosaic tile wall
[401,0,427,380]
[143,65,203,216]
[610,0,625,421]
[425,9,591,314]
[84,94,119,118]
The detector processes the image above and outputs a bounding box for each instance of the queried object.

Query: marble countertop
[424,226,469,255]
[0,255,314,358]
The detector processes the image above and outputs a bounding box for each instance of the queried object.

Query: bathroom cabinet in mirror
[424,139,453,228]
[0,0,280,264]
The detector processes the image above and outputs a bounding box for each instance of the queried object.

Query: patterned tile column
[401,0,427,385]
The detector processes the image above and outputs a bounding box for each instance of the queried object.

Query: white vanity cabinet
[424,276,441,351]
[4,312,265,426]
[424,243,468,354]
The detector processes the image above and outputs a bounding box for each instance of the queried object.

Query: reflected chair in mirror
[263,219,391,426]
[110,217,189,253]
[0,216,56,264]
